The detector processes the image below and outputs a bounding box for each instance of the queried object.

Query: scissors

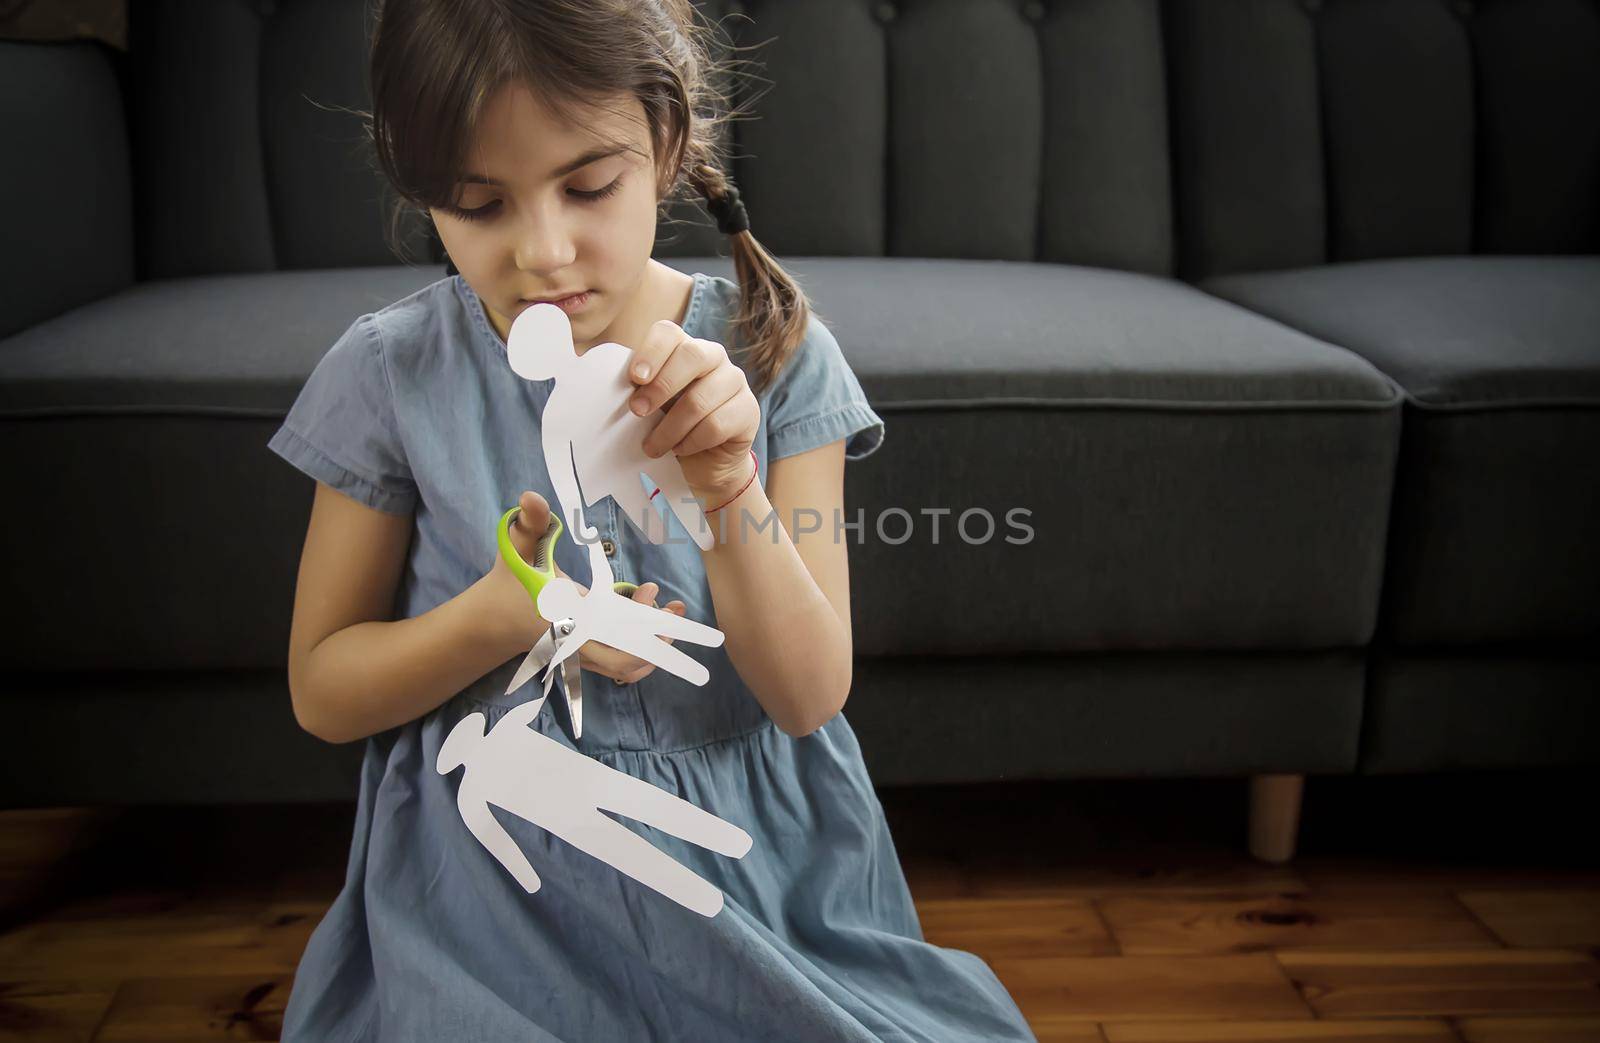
[496,505,638,739]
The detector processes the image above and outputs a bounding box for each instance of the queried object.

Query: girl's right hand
[485,490,687,686]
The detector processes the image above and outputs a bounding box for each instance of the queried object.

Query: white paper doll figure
[497,493,725,700]
[538,574,724,689]
[507,302,713,551]
[437,694,754,916]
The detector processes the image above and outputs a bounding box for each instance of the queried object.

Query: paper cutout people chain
[507,301,714,551]
[436,300,749,915]
[438,694,754,917]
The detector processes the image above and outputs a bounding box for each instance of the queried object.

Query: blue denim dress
[266,272,1036,1042]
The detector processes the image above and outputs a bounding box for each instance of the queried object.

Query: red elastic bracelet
[705,448,760,514]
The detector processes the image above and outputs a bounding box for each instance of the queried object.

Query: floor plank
[1099,892,1499,956]
[1029,1022,1108,1043]
[986,953,1313,1023]
[0,980,117,1043]
[1455,890,1600,949]
[1104,1020,1461,1042]
[91,976,290,1042]
[1453,1014,1600,1042]
[0,905,313,984]
[1277,949,1600,1018]
[917,897,1117,959]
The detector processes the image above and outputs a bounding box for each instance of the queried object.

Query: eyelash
[448,176,624,222]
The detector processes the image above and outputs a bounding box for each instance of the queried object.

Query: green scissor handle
[496,506,639,609]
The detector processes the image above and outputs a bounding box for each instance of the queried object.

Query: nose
[513,197,578,274]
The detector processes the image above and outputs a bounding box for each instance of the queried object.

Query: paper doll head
[437,711,488,774]
[537,578,585,622]
[507,302,574,382]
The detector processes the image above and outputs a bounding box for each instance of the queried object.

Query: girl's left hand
[627,319,760,508]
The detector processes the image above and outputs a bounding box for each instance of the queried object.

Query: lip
[519,290,592,314]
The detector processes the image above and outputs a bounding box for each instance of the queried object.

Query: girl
[267,0,1037,1039]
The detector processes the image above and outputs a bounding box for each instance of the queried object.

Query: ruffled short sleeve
[760,315,885,463]
[267,314,419,515]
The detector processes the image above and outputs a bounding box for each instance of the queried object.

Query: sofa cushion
[1204,257,1600,408]
[1204,257,1600,645]
[0,258,1400,671]
[699,257,1403,655]
[0,268,443,416]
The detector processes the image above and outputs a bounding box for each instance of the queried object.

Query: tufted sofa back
[4,0,1598,335]
[1167,0,1600,279]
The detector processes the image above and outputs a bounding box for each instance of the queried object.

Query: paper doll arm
[458,786,542,893]
[585,531,617,591]
[543,433,599,542]
[501,695,547,732]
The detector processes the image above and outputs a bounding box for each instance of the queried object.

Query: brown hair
[365,0,809,396]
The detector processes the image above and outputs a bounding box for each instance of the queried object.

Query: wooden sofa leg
[1248,773,1304,863]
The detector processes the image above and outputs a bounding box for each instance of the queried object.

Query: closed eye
[446,176,624,222]
[571,175,624,202]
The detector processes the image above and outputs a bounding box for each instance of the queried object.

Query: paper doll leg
[502,694,549,731]
[611,474,667,545]
[606,629,711,686]
[555,809,727,917]
[544,435,599,542]
[457,788,543,894]
[634,610,725,648]
[644,465,713,551]
[593,765,754,860]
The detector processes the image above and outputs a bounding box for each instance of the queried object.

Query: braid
[691,163,750,237]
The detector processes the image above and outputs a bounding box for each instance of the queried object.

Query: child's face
[431,82,664,350]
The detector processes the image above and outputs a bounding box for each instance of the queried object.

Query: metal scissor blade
[560,653,583,739]
[541,619,584,740]
[505,626,559,696]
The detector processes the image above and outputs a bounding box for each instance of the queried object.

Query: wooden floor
[1,772,1596,1042]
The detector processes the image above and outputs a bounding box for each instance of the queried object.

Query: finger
[509,491,552,560]
[592,646,652,683]
[578,642,626,676]
[631,581,660,604]
[617,665,656,685]
[632,333,721,422]
[670,382,759,459]
[662,600,685,643]
[627,319,691,394]
[642,362,742,459]
[516,490,551,531]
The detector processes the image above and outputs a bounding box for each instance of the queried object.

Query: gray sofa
[3,0,1596,861]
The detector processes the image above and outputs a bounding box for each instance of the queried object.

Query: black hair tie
[705,183,750,236]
